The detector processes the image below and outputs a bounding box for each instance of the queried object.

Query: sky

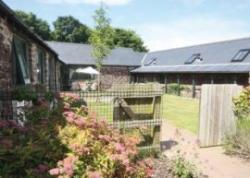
[3,0,250,51]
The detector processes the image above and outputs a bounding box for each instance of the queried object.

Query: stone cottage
[46,41,145,90]
[0,0,63,119]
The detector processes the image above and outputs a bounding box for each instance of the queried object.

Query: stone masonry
[0,16,12,90]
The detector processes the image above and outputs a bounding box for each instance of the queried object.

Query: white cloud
[132,17,250,51]
[38,0,131,6]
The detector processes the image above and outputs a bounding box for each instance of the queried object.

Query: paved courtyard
[161,121,250,178]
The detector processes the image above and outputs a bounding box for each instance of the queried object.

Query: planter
[12,100,33,125]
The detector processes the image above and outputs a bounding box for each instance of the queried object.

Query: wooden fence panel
[199,84,242,147]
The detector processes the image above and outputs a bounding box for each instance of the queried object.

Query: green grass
[85,94,200,134]
[162,94,200,134]
[87,101,113,122]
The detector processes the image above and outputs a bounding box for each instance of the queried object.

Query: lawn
[162,94,200,134]
[87,101,113,122]
[85,94,200,134]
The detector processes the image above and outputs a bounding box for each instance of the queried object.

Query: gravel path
[160,121,250,178]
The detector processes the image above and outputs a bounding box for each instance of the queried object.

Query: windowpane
[232,49,250,62]
[185,54,200,64]
[13,37,30,85]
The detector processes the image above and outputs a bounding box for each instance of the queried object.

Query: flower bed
[0,93,154,177]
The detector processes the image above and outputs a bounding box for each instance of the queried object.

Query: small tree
[89,4,114,91]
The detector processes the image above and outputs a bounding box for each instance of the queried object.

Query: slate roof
[131,63,250,73]
[132,37,250,73]
[46,41,145,66]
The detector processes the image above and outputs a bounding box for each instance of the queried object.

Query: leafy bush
[170,154,198,178]
[225,86,250,159]
[233,86,250,120]
[26,98,50,123]
[0,101,67,177]
[167,83,191,96]
[49,93,154,178]
[0,92,154,177]
[12,86,38,102]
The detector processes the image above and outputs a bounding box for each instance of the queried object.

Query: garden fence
[67,84,165,149]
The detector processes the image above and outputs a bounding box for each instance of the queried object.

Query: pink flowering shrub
[0,93,153,177]
[0,99,67,177]
[49,93,154,178]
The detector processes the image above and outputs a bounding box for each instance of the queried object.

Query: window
[49,56,55,90]
[145,57,157,66]
[231,49,250,62]
[13,37,30,85]
[37,49,46,84]
[185,53,201,64]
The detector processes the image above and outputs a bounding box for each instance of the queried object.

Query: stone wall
[0,15,60,92]
[101,66,131,89]
[0,16,12,90]
[0,16,13,119]
[66,65,134,90]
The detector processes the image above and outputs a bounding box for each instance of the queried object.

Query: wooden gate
[199,84,242,147]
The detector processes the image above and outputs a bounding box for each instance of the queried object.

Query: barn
[131,38,250,97]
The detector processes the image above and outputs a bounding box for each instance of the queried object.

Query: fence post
[234,75,237,84]
[192,75,196,98]
[177,74,180,96]
[165,75,168,94]
[210,74,214,84]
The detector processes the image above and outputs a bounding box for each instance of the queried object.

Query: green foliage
[51,16,91,43]
[1,92,154,177]
[225,87,250,159]
[45,91,55,102]
[225,119,250,158]
[26,98,50,123]
[15,10,51,40]
[48,93,153,177]
[113,28,148,52]
[171,154,198,178]
[15,10,148,53]
[233,87,250,120]
[89,4,114,71]
[12,86,38,102]
[0,100,67,177]
[167,83,191,96]
[136,148,160,160]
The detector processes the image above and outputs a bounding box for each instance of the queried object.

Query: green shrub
[167,83,191,96]
[225,119,250,158]
[48,93,153,178]
[171,154,198,178]
[12,86,38,102]
[224,86,250,159]
[233,87,250,120]
[0,101,67,177]
[0,92,154,177]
